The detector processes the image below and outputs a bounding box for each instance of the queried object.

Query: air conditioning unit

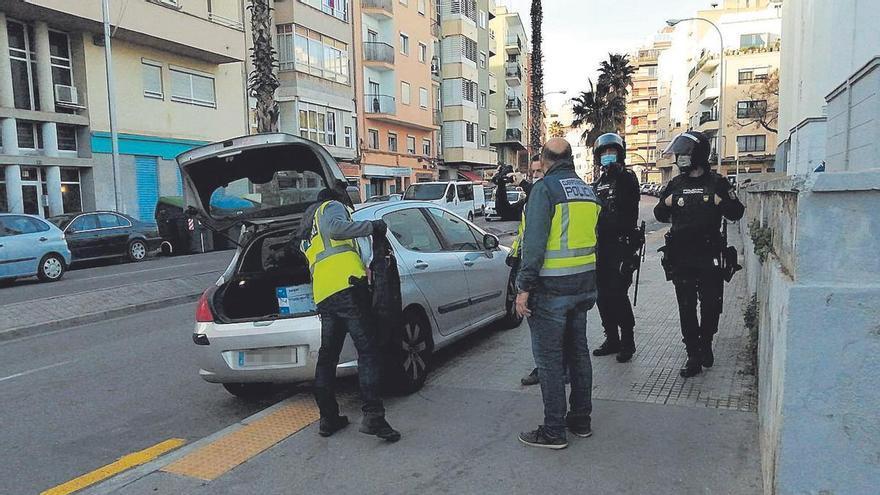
[55,84,79,106]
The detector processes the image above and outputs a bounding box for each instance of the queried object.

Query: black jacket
[594,165,640,244]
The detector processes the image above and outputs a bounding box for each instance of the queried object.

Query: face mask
[600,154,617,167]
[676,154,693,172]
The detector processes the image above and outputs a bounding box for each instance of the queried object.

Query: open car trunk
[211,226,315,322]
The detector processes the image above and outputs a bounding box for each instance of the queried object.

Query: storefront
[362,165,413,199]
[0,165,83,217]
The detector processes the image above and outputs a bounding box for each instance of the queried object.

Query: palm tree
[598,53,636,102]
[529,0,544,154]
[248,0,280,133]
[548,120,566,138]
[570,79,626,177]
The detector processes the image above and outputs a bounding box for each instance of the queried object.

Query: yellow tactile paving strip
[162,398,319,481]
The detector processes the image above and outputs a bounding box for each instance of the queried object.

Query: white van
[473,184,486,216]
[403,181,477,221]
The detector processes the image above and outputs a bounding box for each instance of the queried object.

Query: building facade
[0,0,248,220]
[488,5,527,174]
[624,33,670,184]
[353,0,438,198]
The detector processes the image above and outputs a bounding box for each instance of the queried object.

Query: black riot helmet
[593,133,626,168]
[662,130,711,174]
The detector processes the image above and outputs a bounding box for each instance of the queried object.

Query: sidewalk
[84,224,762,495]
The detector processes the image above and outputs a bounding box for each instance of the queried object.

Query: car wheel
[128,239,148,262]
[389,308,432,394]
[37,254,66,282]
[498,268,524,329]
[222,383,276,400]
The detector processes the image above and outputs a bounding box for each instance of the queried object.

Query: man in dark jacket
[654,131,745,377]
[591,133,641,363]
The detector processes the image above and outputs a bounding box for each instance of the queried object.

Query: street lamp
[667,17,725,173]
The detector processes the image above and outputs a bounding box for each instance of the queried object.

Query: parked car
[0,213,71,283]
[403,181,477,221]
[48,211,163,264]
[640,182,655,195]
[179,134,521,399]
[485,188,526,221]
[365,194,402,203]
[473,184,486,216]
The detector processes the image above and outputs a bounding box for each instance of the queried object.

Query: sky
[497,0,716,111]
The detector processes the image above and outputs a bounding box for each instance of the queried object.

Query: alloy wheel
[401,321,428,381]
[42,257,63,280]
[130,241,147,261]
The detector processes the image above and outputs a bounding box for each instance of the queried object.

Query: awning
[458,170,483,183]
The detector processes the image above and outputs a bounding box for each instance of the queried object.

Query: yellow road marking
[162,397,319,481]
[41,438,186,495]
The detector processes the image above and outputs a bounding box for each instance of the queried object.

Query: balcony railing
[361,0,393,15]
[208,12,244,29]
[506,97,522,113]
[505,35,522,52]
[365,94,396,115]
[700,110,718,125]
[363,42,395,64]
[505,62,522,80]
[505,128,523,142]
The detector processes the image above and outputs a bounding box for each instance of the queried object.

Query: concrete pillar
[4,164,24,214]
[45,165,63,215]
[33,21,56,113]
[0,13,15,108]
[1,118,18,155]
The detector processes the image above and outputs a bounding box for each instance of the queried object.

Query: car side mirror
[483,233,499,251]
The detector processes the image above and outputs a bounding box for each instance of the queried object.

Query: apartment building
[488,5,527,173]
[0,0,248,219]
[273,0,358,171]
[624,32,670,184]
[353,0,438,198]
[436,0,497,182]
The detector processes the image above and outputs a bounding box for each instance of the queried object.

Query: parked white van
[473,184,486,216]
[403,181,477,221]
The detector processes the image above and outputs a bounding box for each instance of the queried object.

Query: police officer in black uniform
[654,130,744,378]
[591,133,641,363]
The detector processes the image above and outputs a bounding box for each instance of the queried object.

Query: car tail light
[195,290,214,323]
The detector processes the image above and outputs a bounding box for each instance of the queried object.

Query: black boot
[679,355,703,378]
[592,339,620,357]
[521,368,539,386]
[360,415,401,442]
[318,415,349,437]
[616,331,636,363]
[701,340,715,368]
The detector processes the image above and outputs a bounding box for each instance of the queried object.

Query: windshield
[404,184,447,201]
[206,170,326,219]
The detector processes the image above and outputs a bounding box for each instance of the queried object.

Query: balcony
[505,35,522,55]
[505,62,522,86]
[363,42,395,70]
[489,30,497,55]
[362,0,393,19]
[431,56,441,78]
[700,86,720,104]
[488,73,498,94]
[364,94,397,116]
[506,97,522,116]
[504,128,524,145]
[699,110,718,125]
[489,109,498,130]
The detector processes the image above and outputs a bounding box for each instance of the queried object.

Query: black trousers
[596,251,635,347]
[314,287,385,419]
[672,267,723,357]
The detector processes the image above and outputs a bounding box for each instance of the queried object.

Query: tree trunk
[248,0,280,134]
[529,0,544,155]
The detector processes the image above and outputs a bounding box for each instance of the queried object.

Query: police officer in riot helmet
[654,130,744,378]
[591,133,641,363]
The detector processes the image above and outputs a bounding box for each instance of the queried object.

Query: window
[462,79,477,102]
[479,10,488,29]
[297,0,348,21]
[326,111,337,145]
[418,42,428,63]
[739,68,769,84]
[462,37,478,62]
[60,167,82,213]
[7,20,39,111]
[142,61,163,99]
[0,215,49,236]
[737,135,766,152]
[98,213,129,229]
[419,87,429,108]
[427,208,480,251]
[368,129,380,149]
[344,126,353,148]
[418,0,426,15]
[422,139,431,156]
[276,24,350,84]
[479,51,487,69]
[407,136,416,154]
[740,33,766,49]
[737,100,767,119]
[479,91,487,108]
[401,81,411,105]
[388,132,398,152]
[16,121,41,149]
[170,68,216,107]
[400,33,410,55]
[57,125,77,151]
[480,130,487,146]
[383,209,442,252]
[49,30,72,88]
[70,214,99,232]
[465,123,476,143]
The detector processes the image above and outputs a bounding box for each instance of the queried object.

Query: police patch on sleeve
[677,197,685,207]
[559,178,593,200]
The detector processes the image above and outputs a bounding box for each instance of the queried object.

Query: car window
[98,213,128,228]
[456,184,474,201]
[383,208,443,252]
[70,214,99,232]
[0,216,49,236]
[445,185,455,202]
[426,208,481,251]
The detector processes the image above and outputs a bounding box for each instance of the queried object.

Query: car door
[64,214,101,260]
[0,216,49,277]
[456,184,475,218]
[97,213,132,257]
[381,207,470,336]
[425,207,505,326]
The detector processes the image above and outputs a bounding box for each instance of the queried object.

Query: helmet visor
[662,133,700,157]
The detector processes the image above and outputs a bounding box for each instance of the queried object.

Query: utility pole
[102,0,123,213]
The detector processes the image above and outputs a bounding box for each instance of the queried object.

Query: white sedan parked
[179,134,521,399]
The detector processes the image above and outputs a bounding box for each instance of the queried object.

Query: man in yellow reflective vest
[514,138,601,450]
[300,186,400,442]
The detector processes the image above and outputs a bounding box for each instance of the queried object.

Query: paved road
[0,303,280,495]
[0,251,234,306]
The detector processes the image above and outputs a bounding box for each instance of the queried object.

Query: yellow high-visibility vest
[301,201,367,304]
[540,200,600,277]
[511,212,526,257]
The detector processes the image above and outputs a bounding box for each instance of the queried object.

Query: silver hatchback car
[179,134,521,399]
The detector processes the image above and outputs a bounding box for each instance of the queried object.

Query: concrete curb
[0,292,202,343]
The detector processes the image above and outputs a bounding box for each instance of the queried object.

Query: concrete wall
[825,58,880,173]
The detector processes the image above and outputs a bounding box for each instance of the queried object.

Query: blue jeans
[315,287,385,418]
[527,285,595,438]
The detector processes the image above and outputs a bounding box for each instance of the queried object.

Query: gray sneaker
[518,426,568,450]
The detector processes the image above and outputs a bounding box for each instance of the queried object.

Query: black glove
[371,219,388,236]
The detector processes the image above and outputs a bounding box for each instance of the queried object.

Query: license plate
[237,347,298,367]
